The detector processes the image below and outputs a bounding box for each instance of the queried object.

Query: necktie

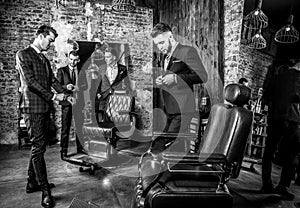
[39,53,49,78]
[164,54,171,72]
[71,69,76,84]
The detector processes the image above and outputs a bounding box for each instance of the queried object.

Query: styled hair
[105,47,118,58]
[68,50,79,57]
[238,77,248,84]
[36,25,58,38]
[288,58,300,67]
[150,22,172,38]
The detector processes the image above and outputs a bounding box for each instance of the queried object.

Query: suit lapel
[63,66,73,84]
[29,46,50,79]
[166,44,181,72]
[109,64,125,86]
[113,65,125,84]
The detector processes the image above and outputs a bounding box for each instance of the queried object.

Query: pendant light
[112,0,136,12]
[275,14,299,43]
[244,0,268,29]
[247,29,267,49]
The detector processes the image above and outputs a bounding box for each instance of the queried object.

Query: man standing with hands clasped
[16,25,75,208]
[150,22,208,153]
[57,50,87,159]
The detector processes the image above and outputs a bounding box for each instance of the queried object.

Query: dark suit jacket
[16,46,65,113]
[56,66,88,106]
[96,64,132,110]
[268,67,300,123]
[160,43,208,114]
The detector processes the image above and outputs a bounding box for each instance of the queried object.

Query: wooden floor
[0,144,299,208]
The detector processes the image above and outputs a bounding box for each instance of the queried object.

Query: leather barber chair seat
[83,91,138,156]
[133,83,253,208]
[65,91,139,174]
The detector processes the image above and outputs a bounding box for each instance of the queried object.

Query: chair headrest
[224,83,251,106]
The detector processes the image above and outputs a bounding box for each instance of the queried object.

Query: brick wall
[0,0,153,144]
[0,0,54,144]
[0,0,275,144]
[238,44,273,97]
[223,0,274,98]
[223,0,245,86]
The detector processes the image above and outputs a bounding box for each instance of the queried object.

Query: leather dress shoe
[260,185,277,194]
[41,189,55,208]
[60,150,68,160]
[48,139,59,146]
[276,185,294,200]
[26,182,55,194]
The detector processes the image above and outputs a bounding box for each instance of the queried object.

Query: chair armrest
[162,152,226,164]
[118,110,139,117]
[118,110,130,115]
[153,132,196,139]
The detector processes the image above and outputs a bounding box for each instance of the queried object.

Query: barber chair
[132,83,253,208]
[64,91,150,174]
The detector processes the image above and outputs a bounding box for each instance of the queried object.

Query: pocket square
[172,60,182,63]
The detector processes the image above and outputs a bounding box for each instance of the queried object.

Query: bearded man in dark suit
[56,50,88,159]
[16,25,75,208]
[151,22,208,153]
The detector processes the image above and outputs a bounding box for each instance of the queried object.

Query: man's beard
[162,40,172,54]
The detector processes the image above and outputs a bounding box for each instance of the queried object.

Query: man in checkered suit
[16,25,75,208]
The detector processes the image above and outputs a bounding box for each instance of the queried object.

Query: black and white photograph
[0,0,300,207]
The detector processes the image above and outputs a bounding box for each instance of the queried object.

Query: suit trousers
[23,113,49,187]
[151,112,195,154]
[61,105,83,151]
[262,117,300,188]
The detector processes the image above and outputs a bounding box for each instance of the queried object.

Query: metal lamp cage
[275,15,299,43]
[247,29,267,49]
[244,0,268,29]
[112,0,136,12]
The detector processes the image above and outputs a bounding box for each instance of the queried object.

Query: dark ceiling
[116,0,300,58]
[243,0,300,58]
[243,0,300,30]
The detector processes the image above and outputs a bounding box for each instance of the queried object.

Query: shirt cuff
[52,94,56,101]
[173,74,177,83]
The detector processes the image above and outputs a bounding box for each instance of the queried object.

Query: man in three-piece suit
[56,50,88,159]
[95,47,133,123]
[150,22,208,153]
[16,25,74,208]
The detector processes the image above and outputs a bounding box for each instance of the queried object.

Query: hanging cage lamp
[274,15,299,43]
[247,29,267,49]
[112,0,136,12]
[244,0,268,29]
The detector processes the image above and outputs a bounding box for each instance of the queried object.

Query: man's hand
[66,84,75,91]
[162,74,175,85]
[156,75,163,86]
[55,93,65,101]
[67,96,76,105]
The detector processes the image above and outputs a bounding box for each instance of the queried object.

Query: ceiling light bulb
[285,27,291,32]
[254,10,259,15]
